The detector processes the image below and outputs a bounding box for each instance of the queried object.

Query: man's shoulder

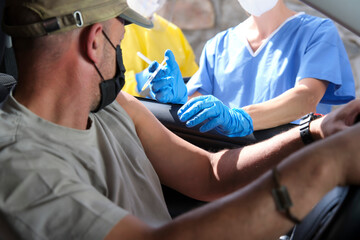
[0,110,45,170]
[113,91,147,116]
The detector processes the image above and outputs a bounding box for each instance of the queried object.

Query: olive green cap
[2,0,153,38]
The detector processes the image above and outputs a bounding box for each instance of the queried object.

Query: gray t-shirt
[0,94,171,240]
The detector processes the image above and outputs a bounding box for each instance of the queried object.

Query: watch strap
[299,113,322,145]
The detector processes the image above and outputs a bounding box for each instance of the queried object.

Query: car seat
[0,0,18,80]
[290,186,360,240]
[290,186,349,239]
[0,0,17,102]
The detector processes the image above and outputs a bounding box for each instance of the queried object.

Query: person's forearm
[207,125,306,198]
[243,79,328,130]
[243,87,316,130]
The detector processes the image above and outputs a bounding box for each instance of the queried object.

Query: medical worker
[121,0,198,97]
[145,0,355,137]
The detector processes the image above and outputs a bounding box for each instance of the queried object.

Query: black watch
[299,113,322,145]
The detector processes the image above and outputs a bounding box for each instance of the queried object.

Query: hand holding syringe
[136,49,188,104]
[137,52,168,92]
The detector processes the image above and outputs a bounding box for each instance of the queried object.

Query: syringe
[137,52,169,92]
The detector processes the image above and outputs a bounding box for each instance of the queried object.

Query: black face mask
[92,31,126,113]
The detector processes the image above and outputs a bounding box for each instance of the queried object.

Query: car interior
[0,0,360,239]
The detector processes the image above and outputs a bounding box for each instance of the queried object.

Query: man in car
[1,0,360,239]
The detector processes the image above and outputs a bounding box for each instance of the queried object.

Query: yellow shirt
[122,14,199,96]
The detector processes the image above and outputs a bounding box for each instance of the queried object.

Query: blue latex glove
[135,66,153,94]
[148,49,188,104]
[177,95,253,137]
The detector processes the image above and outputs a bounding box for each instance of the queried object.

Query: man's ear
[83,23,103,64]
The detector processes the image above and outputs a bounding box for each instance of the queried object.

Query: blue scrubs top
[187,13,355,115]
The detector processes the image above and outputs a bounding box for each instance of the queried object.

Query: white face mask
[237,0,278,17]
[127,0,166,18]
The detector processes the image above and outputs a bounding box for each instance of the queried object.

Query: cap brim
[120,7,153,29]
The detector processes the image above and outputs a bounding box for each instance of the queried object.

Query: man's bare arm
[105,121,360,240]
